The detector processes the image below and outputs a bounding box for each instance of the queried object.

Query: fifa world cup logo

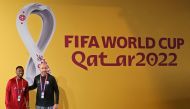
[16,3,56,85]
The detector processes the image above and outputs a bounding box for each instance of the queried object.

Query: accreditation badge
[18,95,21,101]
[41,92,44,99]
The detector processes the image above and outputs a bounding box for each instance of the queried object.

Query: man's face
[39,63,48,76]
[16,68,24,78]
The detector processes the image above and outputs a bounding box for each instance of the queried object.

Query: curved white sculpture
[16,3,56,85]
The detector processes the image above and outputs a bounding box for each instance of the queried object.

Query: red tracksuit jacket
[5,77,29,109]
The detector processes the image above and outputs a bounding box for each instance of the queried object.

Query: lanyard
[16,77,23,95]
[40,74,48,92]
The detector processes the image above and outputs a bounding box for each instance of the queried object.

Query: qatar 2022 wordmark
[65,35,184,70]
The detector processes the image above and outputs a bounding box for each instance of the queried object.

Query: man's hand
[26,101,30,109]
[26,106,30,109]
[53,104,58,109]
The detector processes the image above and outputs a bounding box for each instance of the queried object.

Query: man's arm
[25,82,29,108]
[5,80,11,109]
[28,77,37,90]
[53,77,59,104]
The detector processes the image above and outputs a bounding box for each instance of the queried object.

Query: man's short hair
[16,66,24,70]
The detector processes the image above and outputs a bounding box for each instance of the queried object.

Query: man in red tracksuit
[5,66,29,109]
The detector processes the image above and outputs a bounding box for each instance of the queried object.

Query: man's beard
[41,72,47,76]
[18,73,23,78]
